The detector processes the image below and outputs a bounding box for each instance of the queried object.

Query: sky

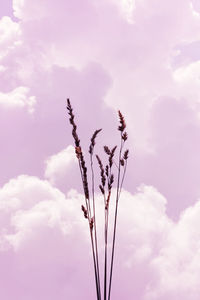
[1,0,200,299]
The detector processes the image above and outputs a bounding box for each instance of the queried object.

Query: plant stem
[78,159,100,300]
[90,228,101,300]
[119,159,128,198]
[108,135,123,300]
[104,194,108,300]
[90,154,102,300]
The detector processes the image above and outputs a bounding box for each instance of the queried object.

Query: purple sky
[1,0,200,299]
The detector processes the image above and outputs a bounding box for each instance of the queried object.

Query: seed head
[96,155,106,187]
[104,146,111,155]
[122,132,128,141]
[66,99,80,147]
[90,217,94,230]
[118,110,126,132]
[89,129,102,154]
[105,165,109,177]
[108,174,114,190]
[75,146,82,159]
[108,146,117,168]
[120,159,125,166]
[123,149,129,160]
[81,205,88,219]
[99,184,105,195]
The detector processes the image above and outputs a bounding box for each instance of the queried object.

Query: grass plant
[66,99,129,300]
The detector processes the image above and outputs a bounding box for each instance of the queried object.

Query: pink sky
[1,0,200,299]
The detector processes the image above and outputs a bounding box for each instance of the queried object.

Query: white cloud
[44,145,77,184]
[13,0,48,21]
[0,16,21,59]
[1,174,200,298]
[0,175,87,250]
[145,200,200,299]
[173,61,200,107]
[0,86,36,113]
[110,0,136,23]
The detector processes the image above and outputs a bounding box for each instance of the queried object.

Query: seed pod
[90,217,94,230]
[120,159,125,166]
[118,110,126,132]
[104,146,111,155]
[122,132,128,141]
[99,185,105,195]
[123,149,129,160]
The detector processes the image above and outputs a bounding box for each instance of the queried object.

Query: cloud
[0,173,171,299]
[1,1,200,298]
[1,173,200,299]
[0,0,200,217]
[0,174,93,299]
[0,16,21,58]
[173,60,200,105]
[0,0,199,224]
[145,200,200,300]
[44,145,77,185]
[0,86,36,113]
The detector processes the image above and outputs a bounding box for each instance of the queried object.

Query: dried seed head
[67,99,89,200]
[81,205,88,219]
[96,155,106,187]
[122,132,128,141]
[99,185,105,195]
[118,110,126,132]
[111,146,117,155]
[66,99,80,147]
[105,165,109,177]
[105,190,111,210]
[110,174,114,186]
[108,174,114,190]
[89,129,102,154]
[120,159,125,166]
[104,146,111,155]
[123,149,129,160]
[90,217,94,230]
[75,146,82,159]
[109,145,117,167]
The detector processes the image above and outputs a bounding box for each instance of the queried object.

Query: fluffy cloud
[0,86,36,113]
[1,174,200,299]
[0,16,21,58]
[44,145,77,185]
[0,175,93,299]
[2,0,200,150]
[145,200,200,300]
[1,1,200,299]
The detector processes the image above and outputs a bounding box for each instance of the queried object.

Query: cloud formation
[1,0,200,299]
[0,86,36,112]
[1,174,200,299]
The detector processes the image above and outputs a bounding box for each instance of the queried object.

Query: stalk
[67,100,129,300]
[90,154,102,300]
[108,135,123,300]
[78,159,100,300]
[104,191,110,300]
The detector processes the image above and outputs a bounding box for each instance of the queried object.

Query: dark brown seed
[122,132,128,141]
[89,129,102,154]
[120,159,125,166]
[118,110,126,132]
[104,146,111,155]
[123,149,129,160]
[99,185,105,195]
